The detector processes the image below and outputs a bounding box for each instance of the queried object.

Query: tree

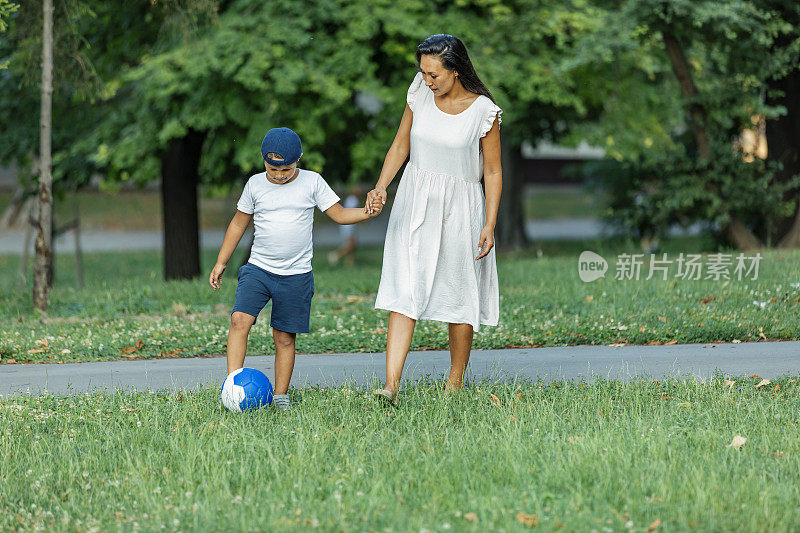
[33,0,53,311]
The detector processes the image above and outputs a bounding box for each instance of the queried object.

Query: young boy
[209,127,383,410]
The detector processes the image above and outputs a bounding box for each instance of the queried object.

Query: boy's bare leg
[383,311,416,395]
[227,312,256,374]
[446,323,474,391]
[273,328,296,395]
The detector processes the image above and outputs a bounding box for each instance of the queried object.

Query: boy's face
[264,152,301,184]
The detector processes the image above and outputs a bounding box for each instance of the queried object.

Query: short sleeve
[314,174,340,212]
[479,100,503,138]
[236,179,255,214]
[406,72,425,112]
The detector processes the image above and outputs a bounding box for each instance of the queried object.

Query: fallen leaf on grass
[758,326,767,340]
[609,342,626,347]
[346,295,367,304]
[35,339,50,348]
[749,374,762,379]
[731,339,742,343]
[658,316,667,322]
[727,435,747,449]
[724,379,736,390]
[774,384,780,392]
[648,518,662,531]
[584,295,594,302]
[647,340,663,345]
[489,393,501,406]
[755,379,771,389]
[121,339,146,358]
[700,296,715,304]
[27,348,45,354]
[664,340,678,345]
[516,512,538,527]
[567,435,582,443]
[464,512,478,523]
[2,358,16,364]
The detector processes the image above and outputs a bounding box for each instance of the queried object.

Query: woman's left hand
[475,225,495,260]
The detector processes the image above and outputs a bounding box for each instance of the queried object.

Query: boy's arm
[209,210,253,290]
[324,199,382,225]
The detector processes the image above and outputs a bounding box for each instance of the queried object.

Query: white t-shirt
[237,169,340,275]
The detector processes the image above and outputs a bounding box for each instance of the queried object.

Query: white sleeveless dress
[374,72,502,331]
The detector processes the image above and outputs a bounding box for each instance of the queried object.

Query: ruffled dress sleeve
[479,100,503,138]
[406,72,425,112]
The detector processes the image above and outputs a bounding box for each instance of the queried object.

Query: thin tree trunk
[33,0,54,311]
[495,131,528,248]
[161,129,205,280]
[663,32,711,160]
[663,30,763,250]
[73,201,83,289]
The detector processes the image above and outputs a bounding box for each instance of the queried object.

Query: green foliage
[596,144,800,243]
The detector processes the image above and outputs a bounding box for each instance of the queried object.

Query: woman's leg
[227,312,256,374]
[272,328,296,395]
[446,323,474,390]
[383,311,417,394]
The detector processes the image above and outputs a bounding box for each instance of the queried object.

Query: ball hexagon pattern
[220,367,273,412]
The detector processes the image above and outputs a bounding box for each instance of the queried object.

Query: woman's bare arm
[476,117,502,260]
[366,104,414,214]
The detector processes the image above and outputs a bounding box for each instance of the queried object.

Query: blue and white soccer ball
[220,368,273,412]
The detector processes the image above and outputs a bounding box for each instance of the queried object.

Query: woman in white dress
[365,34,503,406]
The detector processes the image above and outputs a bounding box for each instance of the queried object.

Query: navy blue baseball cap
[261,127,302,166]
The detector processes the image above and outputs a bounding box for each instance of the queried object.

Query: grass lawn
[1,236,799,364]
[1,376,798,531]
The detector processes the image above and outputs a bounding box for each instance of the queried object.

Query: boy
[209,127,382,410]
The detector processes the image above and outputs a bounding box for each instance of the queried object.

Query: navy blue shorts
[231,263,315,333]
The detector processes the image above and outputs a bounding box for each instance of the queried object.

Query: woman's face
[419,54,458,96]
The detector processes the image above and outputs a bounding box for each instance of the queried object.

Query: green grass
[1,376,798,531]
[1,236,799,364]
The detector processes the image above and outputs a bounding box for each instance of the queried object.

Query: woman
[365,34,502,406]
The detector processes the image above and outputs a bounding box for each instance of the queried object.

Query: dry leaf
[648,518,662,531]
[346,295,366,303]
[584,295,594,302]
[516,512,538,527]
[489,393,501,407]
[758,326,766,340]
[567,435,582,443]
[516,392,523,400]
[27,348,45,354]
[658,316,667,322]
[509,414,517,422]
[4,358,16,364]
[731,339,742,343]
[609,342,626,347]
[35,339,50,348]
[749,374,762,379]
[724,379,735,390]
[727,435,747,449]
[135,339,145,350]
[755,379,771,389]
[700,296,714,304]
[640,325,646,332]
[773,384,780,392]
[121,352,139,359]
[664,339,678,345]
[647,340,663,345]
[120,346,137,354]
[464,512,478,523]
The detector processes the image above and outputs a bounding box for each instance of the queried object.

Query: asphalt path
[1,341,798,397]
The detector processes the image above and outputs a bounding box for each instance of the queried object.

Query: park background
[2,2,800,532]
[1,0,800,363]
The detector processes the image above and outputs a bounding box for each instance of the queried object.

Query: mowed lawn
[1,236,800,364]
[1,377,798,531]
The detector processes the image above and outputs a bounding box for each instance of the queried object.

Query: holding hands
[365,186,387,216]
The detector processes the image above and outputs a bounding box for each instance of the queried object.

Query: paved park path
[1,341,799,397]
[0,217,708,254]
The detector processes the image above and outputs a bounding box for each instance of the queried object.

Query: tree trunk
[160,129,205,280]
[766,68,800,248]
[33,0,54,312]
[663,30,764,250]
[662,32,711,160]
[495,132,528,248]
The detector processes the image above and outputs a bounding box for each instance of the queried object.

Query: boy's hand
[209,263,226,290]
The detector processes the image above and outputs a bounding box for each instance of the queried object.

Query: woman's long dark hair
[415,34,495,103]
